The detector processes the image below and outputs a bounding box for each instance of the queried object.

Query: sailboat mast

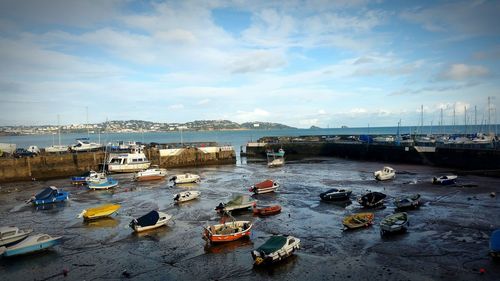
[488,96,492,134]
[86,106,89,138]
[464,106,467,135]
[440,108,443,135]
[420,104,423,135]
[57,114,61,146]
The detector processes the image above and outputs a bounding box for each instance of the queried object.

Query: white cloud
[234,108,270,122]
[439,64,489,81]
[169,104,184,110]
[197,99,210,105]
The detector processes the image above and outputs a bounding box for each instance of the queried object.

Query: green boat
[380,212,409,236]
[251,235,300,265]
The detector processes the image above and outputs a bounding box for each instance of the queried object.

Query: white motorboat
[88,177,119,190]
[432,175,458,185]
[252,235,301,266]
[85,171,108,184]
[2,234,62,257]
[133,166,167,181]
[170,173,201,184]
[129,211,171,232]
[0,226,32,247]
[107,146,150,173]
[374,166,396,181]
[70,138,103,152]
[267,158,284,167]
[174,190,201,203]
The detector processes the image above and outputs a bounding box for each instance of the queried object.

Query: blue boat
[2,234,61,257]
[71,170,99,185]
[30,186,69,205]
[491,229,500,258]
[88,177,119,190]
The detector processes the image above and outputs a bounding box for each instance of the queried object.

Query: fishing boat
[380,212,409,236]
[129,210,172,232]
[77,204,121,221]
[374,166,396,181]
[133,166,167,181]
[88,177,119,190]
[249,179,279,194]
[251,235,300,266]
[358,192,386,208]
[253,205,281,216]
[174,190,201,203]
[490,229,500,258]
[1,234,62,257]
[342,213,374,229]
[170,173,201,184]
[319,188,352,201]
[29,186,69,205]
[432,175,457,185]
[107,146,151,173]
[394,194,421,209]
[0,226,32,247]
[203,220,252,243]
[215,195,257,213]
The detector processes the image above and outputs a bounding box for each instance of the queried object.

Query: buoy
[479,268,486,274]
[63,269,68,277]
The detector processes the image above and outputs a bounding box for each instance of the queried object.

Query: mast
[453,104,456,133]
[86,106,89,138]
[488,96,492,134]
[440,108,444,135]
[57,114,61,145]
[464,106,467,135]
[420,104,423,136]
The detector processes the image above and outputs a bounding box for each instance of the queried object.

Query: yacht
[70,138,103,152]
[107,146,151,173]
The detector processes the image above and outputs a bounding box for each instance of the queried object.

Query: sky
[0,0,499,128]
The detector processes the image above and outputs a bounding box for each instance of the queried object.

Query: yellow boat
[78,204,121,221]
[342,212,374,229]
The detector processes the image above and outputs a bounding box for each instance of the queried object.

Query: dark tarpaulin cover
[136,210,160,227]
[35,187,57,200]
[257,236,287,255]
[491,229,500,252]
[362,192,386,203]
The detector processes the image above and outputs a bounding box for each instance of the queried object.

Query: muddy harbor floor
[0,158,499,281]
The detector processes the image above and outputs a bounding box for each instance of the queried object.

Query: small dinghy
[252,235,300,266]
[253,205,281,216]
[343,213,374,229]
[71,170,100,185]
[215,195,257,213]
[432,175,457,185]
[88,177,118,190]
[2,234,61,257]
[129,210,172,232]
[29,186,69,205]
[320,188,352,201]
[133,166,167,181]
[380,212,409,236]
[0,226,32,247]
[374,166,396,181]
[170,173,200,184]
[249,180,279,194]
[358,191,386,208]
[77,204,121,221]
[490,229,500,258]
[203,220,252,243]
[174,190,201,203]
[394,194,421,209]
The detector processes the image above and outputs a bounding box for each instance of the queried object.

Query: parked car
[13,148,37,158]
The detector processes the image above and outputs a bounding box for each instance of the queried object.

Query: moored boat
[491,229,500,258]
[251,235,300,266]
[432,175,457,185]
[0,226,32,247]
[380,212,409,236]
[343,213,374,229]
[215,195,257,213]
[71,170,100,184]
[174,190,201,203]
[249,179,279,194]
[358,191,386,208]
[394,194,421,209]
[133,166,167,181]
[88,177,119,190]
[2,234,61,257]
[129,210,171,232]
[374,166,396,181]
[70,138,103,152]
[319,188,352,201]
[170,173,201,184]
[107,146,151,173]
[253,205,281,216]
[203,220,252,243]
[77,204,121,221]
[267,158,284,168]
[29,186,69,205]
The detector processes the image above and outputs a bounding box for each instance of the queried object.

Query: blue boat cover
[35,187,58,200]
[491,229,500,252]
[135,211,159,227]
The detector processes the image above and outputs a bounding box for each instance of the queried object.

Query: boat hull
[108,162,151,173]
[88,179,118,190]
[343,213,374,229]
[0,231,31,247]
[32,192,69,205]
[134,175,166,181]
[174,191,201,203]
[253,205,281,216]
[82,204,121,220]
[252,236,300,266]
[203,221,252,243]
[4,238,60,257]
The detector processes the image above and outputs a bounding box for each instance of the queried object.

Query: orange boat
[203,220,252,243]
[249,179,280,194]
[253,205,281,216]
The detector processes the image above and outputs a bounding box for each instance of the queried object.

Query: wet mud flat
[0,158,499,281]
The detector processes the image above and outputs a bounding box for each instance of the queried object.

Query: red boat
[253,205,281,216]
[249,180,280,194]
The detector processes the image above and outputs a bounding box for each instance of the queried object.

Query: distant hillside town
[0,120,296,135]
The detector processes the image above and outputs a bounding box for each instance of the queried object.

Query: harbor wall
[246,142,500,172]
[0,146,236,183]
